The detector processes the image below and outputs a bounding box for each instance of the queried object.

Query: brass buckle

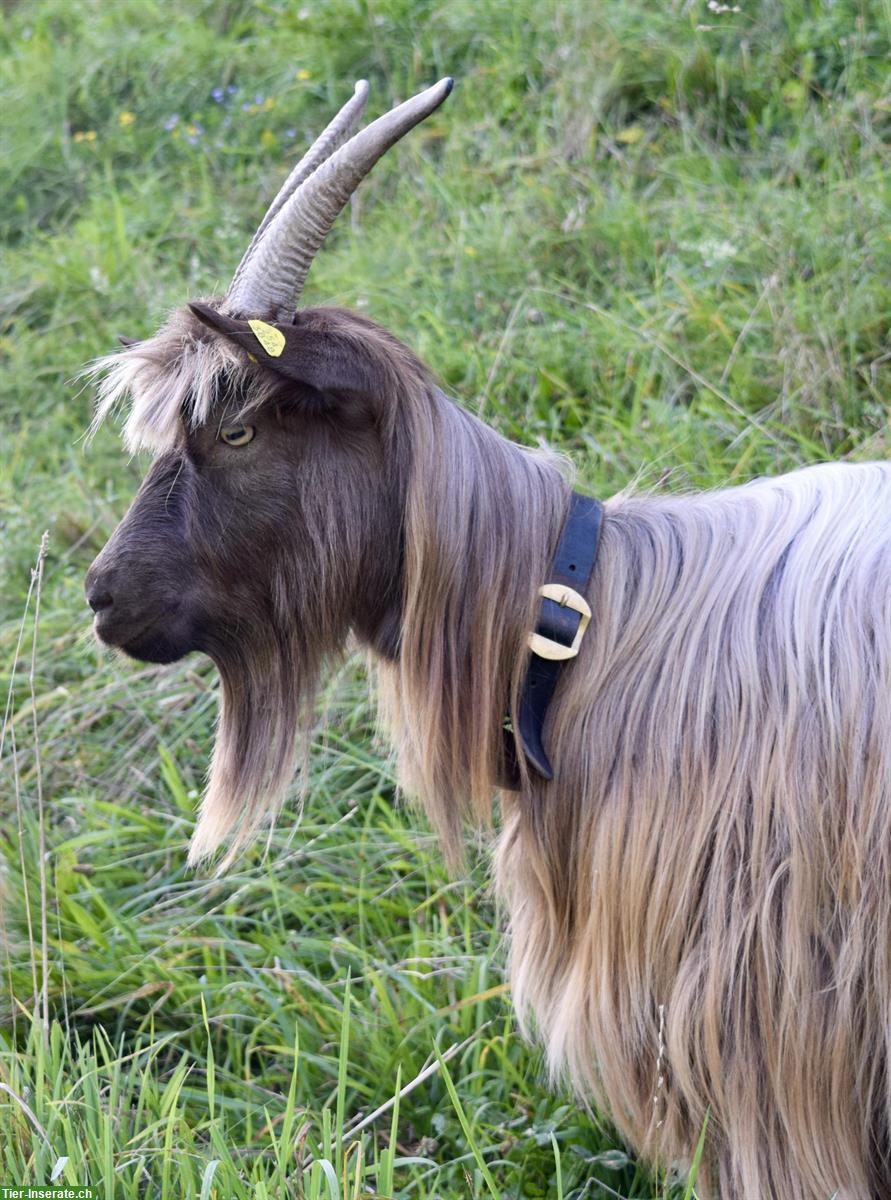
[527,584,591,662]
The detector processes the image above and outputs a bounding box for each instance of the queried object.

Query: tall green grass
[2,0,888,1195]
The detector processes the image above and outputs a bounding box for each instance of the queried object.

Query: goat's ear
[188,301,379,397]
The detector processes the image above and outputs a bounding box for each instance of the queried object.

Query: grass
[1,0,888,1195]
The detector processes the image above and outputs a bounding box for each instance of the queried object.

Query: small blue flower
[227,84,237,94]
[164,114,179,131]
[254,92,264,104]
[285,127,296,139]
[211,87,224,103]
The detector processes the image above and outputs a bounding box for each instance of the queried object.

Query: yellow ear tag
[248,319,286,358]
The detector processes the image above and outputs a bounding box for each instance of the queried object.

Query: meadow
[1,0,888,1196]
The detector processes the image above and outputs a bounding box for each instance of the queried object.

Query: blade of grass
[432,1042,500,1200]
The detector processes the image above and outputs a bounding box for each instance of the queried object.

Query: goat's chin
[95,613,198,664]
[119,632,194,664]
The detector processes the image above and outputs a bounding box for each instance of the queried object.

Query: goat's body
[494,460,891,1198]
[91,294,891,1196]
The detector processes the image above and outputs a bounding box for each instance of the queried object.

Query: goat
[84,78,891,1198]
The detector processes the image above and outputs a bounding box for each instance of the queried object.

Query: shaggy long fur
[496,462,891,1198]
[89,305,891,1197]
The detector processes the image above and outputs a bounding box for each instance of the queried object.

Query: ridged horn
[225,76,453,320]
[228,80,369,297]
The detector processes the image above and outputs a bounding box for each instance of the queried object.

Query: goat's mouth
[94,605,195,665]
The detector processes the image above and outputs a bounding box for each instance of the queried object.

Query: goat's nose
[86,583,114,613]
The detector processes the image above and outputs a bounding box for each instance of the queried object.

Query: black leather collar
[501,491,603,789]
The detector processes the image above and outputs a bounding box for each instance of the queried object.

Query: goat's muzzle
[85,557,192,663]
[85,453,201,664]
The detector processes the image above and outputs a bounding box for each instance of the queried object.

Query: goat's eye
[220,425,255,447]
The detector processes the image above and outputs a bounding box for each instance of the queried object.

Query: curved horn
[228,80,370,296]
[226,77,453,320]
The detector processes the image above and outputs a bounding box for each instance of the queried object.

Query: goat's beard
[187,625,321,871]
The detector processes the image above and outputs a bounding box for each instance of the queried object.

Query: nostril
[87,587,114,614]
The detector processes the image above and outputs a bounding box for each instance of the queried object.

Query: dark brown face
[85,389,404,667]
